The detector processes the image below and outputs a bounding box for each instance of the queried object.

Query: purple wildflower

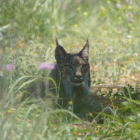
[5,64,15,71]
[126,0,132,4]
[128,12,133,18]
[62,4,66,10]
[107,46,112,49]
[127,12,133,22]
[106,46,113,52]
[116,3,122,9]
[38,62,56,70]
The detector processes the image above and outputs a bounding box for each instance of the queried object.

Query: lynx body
[49,39,103,120]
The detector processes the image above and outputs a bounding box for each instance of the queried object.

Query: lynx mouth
[70,79,84,86]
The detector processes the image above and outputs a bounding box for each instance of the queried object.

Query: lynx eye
[82,64,88,69]
[65,65,73,70]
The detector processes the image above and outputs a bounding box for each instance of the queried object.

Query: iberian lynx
[49,38,106,123]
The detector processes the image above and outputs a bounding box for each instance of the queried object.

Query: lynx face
[55,39,90,86]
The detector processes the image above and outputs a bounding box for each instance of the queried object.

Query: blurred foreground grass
[0,0,140,139]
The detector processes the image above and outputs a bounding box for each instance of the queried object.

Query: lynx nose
[75,71,82,79]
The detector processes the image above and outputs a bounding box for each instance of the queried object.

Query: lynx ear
[55,38,67,62]
[79,39,89,61]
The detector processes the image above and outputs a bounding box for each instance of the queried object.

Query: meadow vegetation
[0,0,140,139]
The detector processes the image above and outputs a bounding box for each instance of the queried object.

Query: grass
[1,0,140,139]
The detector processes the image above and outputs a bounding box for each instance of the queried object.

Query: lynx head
[55,38,90,86]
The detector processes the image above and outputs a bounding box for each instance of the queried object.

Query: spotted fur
[49,39,105,123]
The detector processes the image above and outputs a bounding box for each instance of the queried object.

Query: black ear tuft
[55,38,67,63]
[79,39,89,61]
[86,37,89,44]
[55,37,59,46]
